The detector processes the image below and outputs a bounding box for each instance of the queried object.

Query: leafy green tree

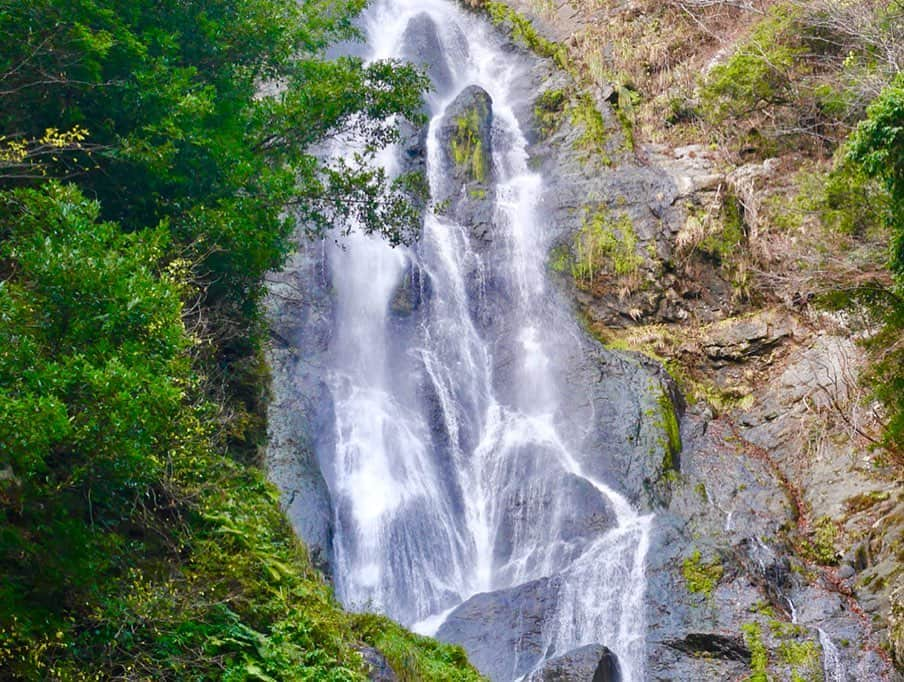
[847,73,904,452]
[0,183,192,669]
[0,0,428,312]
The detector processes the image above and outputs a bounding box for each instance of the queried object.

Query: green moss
[656,390,682,471]
[682,549,723,597]
[534,88,567,138]
[800,516,839,566]
[353,614,482,682]
[571,208,642,286]
[484,2,571,70]
[779,639,821,671]
[568,94,610,161]
[450,108,488,184]
[742,622,770,681]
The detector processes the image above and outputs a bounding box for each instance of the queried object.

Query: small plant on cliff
[535,88,567,139]
[800,515,840,566]
[742,622,770,681]
[484,2,570,70]
[681,549,724,598]
[656,391,682,472]
[569,94,610,161]
[571,209,642,287]
[701,6,805,124]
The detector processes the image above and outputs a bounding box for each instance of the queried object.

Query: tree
[847,73,904,453]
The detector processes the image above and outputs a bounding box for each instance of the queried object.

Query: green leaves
[845,73,904,454]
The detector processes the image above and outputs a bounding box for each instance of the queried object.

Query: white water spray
[320,1,653,679]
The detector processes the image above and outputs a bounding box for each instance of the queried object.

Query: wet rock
[265,246,336,576]
[398,120,428,178]
[436,577,557,681]
[359,645,399,682]
[389,259,430,318]
[437,85,495,202]
[400,13,455,95]
[738,537,802,617]
[525,644,621,681]
[559,345,684,509]
[493,469,618,572]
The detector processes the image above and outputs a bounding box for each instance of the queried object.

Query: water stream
[319,1,652,679]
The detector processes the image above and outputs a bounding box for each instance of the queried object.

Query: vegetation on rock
[452,109,489,183]
[681,549,724,598]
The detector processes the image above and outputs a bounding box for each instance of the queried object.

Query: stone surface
[360,646,399,682]
[264,245,336,576]
[700,309,794,362]
[524,644,622,681]
[400,13,455,95]
[437,577,557,682]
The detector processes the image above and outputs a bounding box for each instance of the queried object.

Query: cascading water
[319,1,653,679]
[818,628,847,682]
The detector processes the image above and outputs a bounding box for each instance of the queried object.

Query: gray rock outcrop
[525,644,622,681]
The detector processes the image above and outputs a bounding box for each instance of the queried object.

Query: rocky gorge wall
[470,1,903,680]
[265,1,903,680]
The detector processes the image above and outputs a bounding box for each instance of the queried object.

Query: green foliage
[534,89,567,138]
[845,73,904,453]
[0,0,428,316]
[681,549,723,598]
[0,0,481,679]
[793,161,890,237]
[742,621,770,681]
[701,6,805,123]
[484,3,570,70]
[0,182,484,680]
[571,209,642,286]
[848,73,904,283]
[451,109,489,183]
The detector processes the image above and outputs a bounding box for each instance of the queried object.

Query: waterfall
[818,628,847,682]
[317,1,652,679]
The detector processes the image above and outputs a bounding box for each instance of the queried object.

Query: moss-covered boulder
[436,85,496,245]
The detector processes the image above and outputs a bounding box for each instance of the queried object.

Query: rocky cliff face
[478,1,902,679]
[265,2,901,680]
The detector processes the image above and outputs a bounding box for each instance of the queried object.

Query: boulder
[436,577,557,681]
[400,13,455,95]
[525,644,622,681]
[437,85,495,200]
[701,309,793,363]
